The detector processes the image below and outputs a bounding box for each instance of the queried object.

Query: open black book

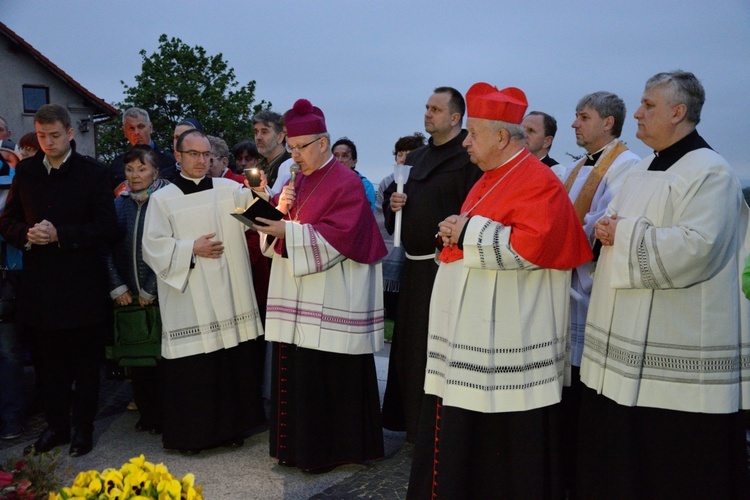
[231,196,285,228]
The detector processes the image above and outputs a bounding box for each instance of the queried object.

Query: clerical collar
[648,129,710,171]
[174,173,212,194]
[180,173,204,184]
[584,139,621,167]
[584,147,605,166]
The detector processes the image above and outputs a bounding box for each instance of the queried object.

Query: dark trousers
[27,324,103,432]
[131,364,163,428]
[0,320,25,431]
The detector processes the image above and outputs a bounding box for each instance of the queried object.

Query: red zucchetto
[284,99,327,138]
[465,83,528,124]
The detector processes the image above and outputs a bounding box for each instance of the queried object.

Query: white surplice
[562,141,641,367]
[261,221,384,355]
[424,215,573,413]
[142,179,263,359]
[581,149,750,413]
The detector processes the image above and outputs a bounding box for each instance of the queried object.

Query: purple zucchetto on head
[284,99,327,138]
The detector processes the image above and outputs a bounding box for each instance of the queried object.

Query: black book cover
[231,196,285,228]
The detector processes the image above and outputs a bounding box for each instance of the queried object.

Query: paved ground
[6,343,748,498]
[0,343,412,499]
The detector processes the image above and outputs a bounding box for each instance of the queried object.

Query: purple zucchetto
[284,99,327,138]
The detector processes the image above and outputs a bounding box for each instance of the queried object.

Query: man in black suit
[522,111,560,169]
[0,104,117,457]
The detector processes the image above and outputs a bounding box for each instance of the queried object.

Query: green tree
[96,34,269,164]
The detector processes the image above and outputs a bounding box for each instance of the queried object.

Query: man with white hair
[408,83,591,498]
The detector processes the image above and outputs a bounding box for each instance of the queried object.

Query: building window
[22,85,49,113]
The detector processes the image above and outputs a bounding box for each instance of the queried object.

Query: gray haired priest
[578,70,750,498]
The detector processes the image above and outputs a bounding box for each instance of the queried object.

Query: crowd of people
[0,68,749,499]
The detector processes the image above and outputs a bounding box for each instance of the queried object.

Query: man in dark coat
[381,87,481,443]
[0,104,117,457]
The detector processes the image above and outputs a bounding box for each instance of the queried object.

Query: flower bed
[49,455,203,500]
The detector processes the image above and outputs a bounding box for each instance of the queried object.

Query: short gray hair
[576,91,626,138]
[207,135,229,158]
[251,110,284,134]
[487,120,525,140]
[645,70,705,125]
[122,107,150,125]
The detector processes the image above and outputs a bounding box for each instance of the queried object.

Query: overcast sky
[4,1,750,183]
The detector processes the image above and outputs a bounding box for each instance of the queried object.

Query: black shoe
[148,425,162,435]
[69,429,93,457]
[179,449,201,456]
[278,459,296,467]
[135,420,148,432]
[24,428,71,455]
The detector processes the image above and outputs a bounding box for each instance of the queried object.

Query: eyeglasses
[178,150,212,161]
[286,137,322,154]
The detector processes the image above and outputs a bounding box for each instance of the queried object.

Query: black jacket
[0,143,117,329]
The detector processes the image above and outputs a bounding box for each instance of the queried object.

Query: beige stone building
[0,22,117,157]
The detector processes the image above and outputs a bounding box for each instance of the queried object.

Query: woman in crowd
[105,146,169,434]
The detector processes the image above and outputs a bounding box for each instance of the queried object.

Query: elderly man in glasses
[142,128,265,456]
[254,98,387,473]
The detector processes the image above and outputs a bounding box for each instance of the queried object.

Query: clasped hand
[594,214,619,246]
[437,215,468,248]
[27,219,57,246]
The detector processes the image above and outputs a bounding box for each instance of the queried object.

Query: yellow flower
[180,474,195,488]
[86,476,103,496]
[181,485,203,500]
[129,455,146,468]
[105,486,124,500]
[68,485,90,498]
[72,470,99,487]
[104,469,124,494]
[57,456,203,499]
[157,477,181,497]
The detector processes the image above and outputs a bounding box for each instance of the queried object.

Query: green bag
[107,302,163,367]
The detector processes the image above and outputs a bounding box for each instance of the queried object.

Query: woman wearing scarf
[105,145,169,435]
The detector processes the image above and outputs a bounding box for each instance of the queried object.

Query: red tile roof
[0,21,118,117]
